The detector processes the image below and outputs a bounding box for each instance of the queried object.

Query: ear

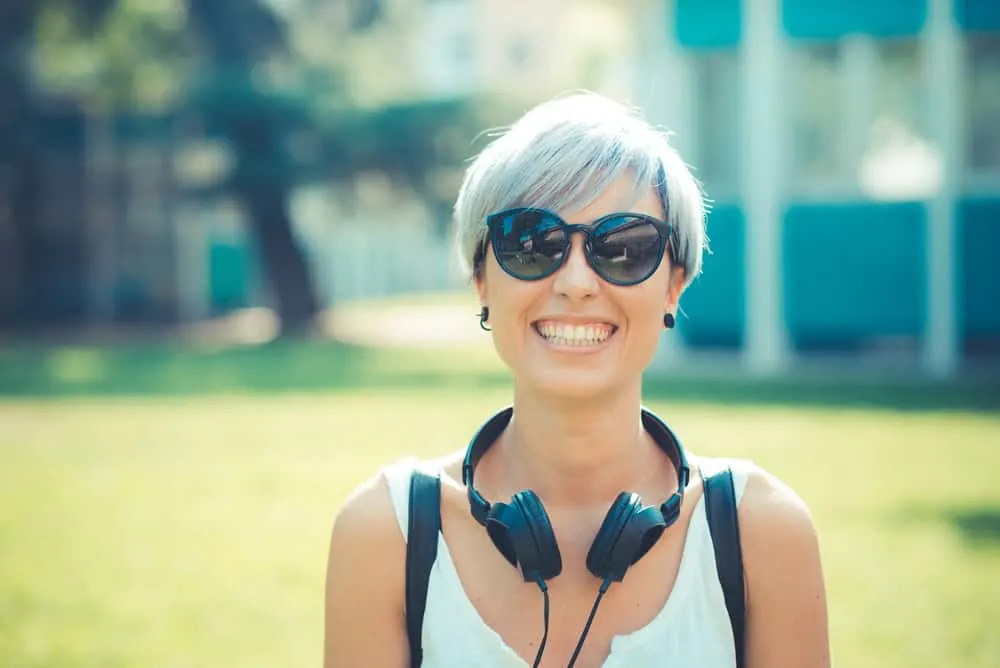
[665,265,686,315]
[474,271,488,308]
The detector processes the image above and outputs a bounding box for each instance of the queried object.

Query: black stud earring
[663,313,675,329]
[479,306,491,332]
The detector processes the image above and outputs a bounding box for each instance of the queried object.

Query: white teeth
[535,322,613,347]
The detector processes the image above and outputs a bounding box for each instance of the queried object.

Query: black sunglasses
[484,208,675,286]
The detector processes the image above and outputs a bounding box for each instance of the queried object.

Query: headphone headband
[462,406,690,527]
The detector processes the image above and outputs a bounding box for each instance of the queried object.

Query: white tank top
[382,457,752,667]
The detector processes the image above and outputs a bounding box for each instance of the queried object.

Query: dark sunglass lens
[492,210,567,279]
[589,217,665,284]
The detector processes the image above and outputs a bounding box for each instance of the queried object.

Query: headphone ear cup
[587,493,667,582]
[586,492,638,580]
[484,501,520,568]
[512,491,563,581]
[486,491,562,582]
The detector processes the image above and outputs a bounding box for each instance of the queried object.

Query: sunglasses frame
[484,207,675,286]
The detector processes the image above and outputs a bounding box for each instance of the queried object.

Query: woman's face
[475,176,685,399]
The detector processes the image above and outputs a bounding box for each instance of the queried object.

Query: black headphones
[462,406,691,666]
[462,405,691,588]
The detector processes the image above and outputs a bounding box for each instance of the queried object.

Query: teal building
[635,0,1000,377]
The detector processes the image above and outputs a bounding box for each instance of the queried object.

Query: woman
[324,93,830,667]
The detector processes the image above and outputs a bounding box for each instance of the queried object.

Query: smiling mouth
[532,321,617,347]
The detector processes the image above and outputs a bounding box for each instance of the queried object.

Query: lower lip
[532,325,616,353]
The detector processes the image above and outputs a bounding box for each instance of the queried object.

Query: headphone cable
[565,577,613,668]
[532,577,551,668]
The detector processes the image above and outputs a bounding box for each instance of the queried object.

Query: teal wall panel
[209,241,252,312]
[676,0,742,50]
[678,204,745,348]
[782,0,927,39]
[783,202,926,349]
[959,197,1000,345]
[956,0,1000,31]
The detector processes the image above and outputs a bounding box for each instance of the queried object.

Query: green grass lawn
[1,339,999,667]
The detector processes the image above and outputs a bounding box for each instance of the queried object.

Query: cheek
[622,289,669,346]
[483,267,536,341]
[486,296,537,373]
[633,310,665,349]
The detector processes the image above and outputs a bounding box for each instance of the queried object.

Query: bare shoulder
[323,465,409,667]
[738,463,823,587]
[737,463,831,667]
[330,465,405,544]
[739,463,819,544]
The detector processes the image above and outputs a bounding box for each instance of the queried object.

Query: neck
[489,380,667,509]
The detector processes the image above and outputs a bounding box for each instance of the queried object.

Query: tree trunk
[226,108,320,335]
[186,0,323,337]
[237,177,320,336]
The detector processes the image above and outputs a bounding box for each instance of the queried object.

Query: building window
[861,38,935,200]
[690,50,741,199]
[965,35,1000,175]
[788,42,845,192]
[787,37,931,200]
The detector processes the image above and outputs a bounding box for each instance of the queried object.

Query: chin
[519,369,622,401]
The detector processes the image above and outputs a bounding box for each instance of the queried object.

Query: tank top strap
[380,457,421,541]
[696,455,755,504]
[727,457,754,505]
[381,457,448,542]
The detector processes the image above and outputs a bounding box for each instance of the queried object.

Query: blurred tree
[0,0,116,327]
[186,0,320,336]
[3,0,481,334]
[184,0,477,331]
[0,1,42,326]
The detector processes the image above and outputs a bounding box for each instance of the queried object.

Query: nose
[552,234,598,300]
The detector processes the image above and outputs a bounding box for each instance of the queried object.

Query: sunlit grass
[1,390,998,667]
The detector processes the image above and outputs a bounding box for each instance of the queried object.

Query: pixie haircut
[453,92,707,285]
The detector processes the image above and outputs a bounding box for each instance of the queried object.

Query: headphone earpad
[587,492,667,582]
[486,490,562,582]
[484,501,519,568]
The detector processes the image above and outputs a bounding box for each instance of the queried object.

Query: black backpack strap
[701,461,747,668]
[405,470,441,668]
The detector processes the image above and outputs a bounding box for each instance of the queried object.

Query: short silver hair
[453,92,707,285]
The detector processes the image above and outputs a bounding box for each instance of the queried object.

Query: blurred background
[1,1,998,667]
[0,0,997,376]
